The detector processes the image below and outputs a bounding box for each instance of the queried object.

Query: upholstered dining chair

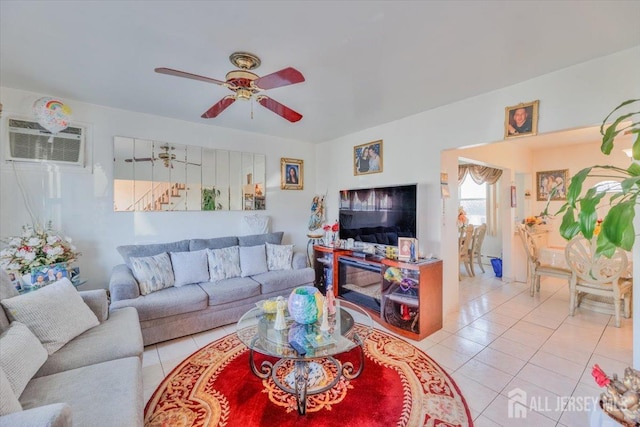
[459,224,475,278]
[564,237,632,327]
[517,224,571,296]
[469,224,487,276]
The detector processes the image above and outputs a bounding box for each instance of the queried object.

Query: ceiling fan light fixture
[229,52,261,70]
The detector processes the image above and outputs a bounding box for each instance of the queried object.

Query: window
[459,174,487,225]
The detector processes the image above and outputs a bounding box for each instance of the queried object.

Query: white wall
[0,87,316,290]
[314,46,640,321]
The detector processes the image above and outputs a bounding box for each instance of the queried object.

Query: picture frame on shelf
[398,237,417,261]
[281,158,303,190]
[504,100,539,138]
[536,169,569,201]
[6,270,22,292]
[354,140,383,175]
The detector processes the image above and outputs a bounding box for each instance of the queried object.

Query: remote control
[288,339,307,356]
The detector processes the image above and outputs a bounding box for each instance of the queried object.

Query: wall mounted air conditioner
[6,118,86,166]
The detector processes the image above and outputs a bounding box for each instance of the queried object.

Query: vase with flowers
[322,221,340,247]
[0,222,81,287]
[523,215,546,232]
[457,206,468,232]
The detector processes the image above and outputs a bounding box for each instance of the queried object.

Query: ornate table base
[248,334,365,415]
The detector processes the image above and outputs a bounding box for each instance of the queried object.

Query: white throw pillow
[207,246,241,282]
[0,321,48,397]
[130,252,175,295]
[239,245,268,277]
[266,242,294,271]
[0,279,99,355]
[170,249,209,287]
[0,366,22,415]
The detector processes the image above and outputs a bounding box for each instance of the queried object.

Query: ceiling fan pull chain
[251,97,254,120]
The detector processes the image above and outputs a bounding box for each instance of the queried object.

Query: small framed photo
[354,140,383,175]
[536,169,568,201]
[398,237,417,261]
[281,158,303,190]
[30,262,68,286]
[510,185,517,208]
[6,270,22,291]
[504,100,539,138]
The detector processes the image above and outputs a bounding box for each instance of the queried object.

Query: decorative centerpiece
[0,222,80,287]
[287,286,322,324]
[523,215,546,232]
[457,206,468,231]
[592,364,640,425]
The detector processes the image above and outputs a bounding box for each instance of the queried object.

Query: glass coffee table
[236,299,373,415]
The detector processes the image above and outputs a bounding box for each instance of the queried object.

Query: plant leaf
[559,207,580,241]
[578,188,606,239]
[600,200,636,251]
[566,167,591,207]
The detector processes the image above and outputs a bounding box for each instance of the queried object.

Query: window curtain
[459,164,502,236]
[458,164,503,185]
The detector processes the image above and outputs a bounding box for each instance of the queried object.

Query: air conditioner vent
[6,118,85,165]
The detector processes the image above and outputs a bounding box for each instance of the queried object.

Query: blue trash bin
[490,258,502,278]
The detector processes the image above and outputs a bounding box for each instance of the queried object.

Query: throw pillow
[130,252,175,295]
[207,246,241,282]
[170,250,209,287]
[0,279,100,355]
[265,242,293,271]
[0,322,48,397]
[0,367,22,415]
[239,245,268,277]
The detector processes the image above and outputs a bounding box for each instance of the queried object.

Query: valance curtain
[458,164,503,236]
[458,164,503,185]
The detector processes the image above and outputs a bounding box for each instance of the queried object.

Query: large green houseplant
[543,99,640,256]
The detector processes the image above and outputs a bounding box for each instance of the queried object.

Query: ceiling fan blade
[201,96,236,118]
[254,67,305,90]
[257,96,303,122]
[155,67,226,86]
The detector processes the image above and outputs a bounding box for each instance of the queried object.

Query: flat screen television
[338,184,417,246]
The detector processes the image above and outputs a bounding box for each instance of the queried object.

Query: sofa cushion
[170,249,209,287]
[20,357,143,427]
[239,245,268,277]
[117,239,190,269]
[198,277,261,307]
[207,246,241,281]
[266,242,293,271]
[238,231,283,247]
[0,270,19,334]
[189,236,238,251]
[251,268,315,294]
[0,322,48,397]
[130,252,175,295]
[0,366,22,415]
[1,279,99,355]
[109,284,208,322]
[35,307,143,378]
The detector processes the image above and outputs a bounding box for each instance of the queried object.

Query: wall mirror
[113,137,265,212]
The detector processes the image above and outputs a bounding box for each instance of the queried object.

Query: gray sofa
[109,232,315,346]
[0,271,144,426]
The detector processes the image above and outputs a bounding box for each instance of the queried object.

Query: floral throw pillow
[130,252,175,295]
[266,242,293,271]
[207,246,241,282]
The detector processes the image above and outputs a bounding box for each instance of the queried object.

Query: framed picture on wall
[504,100,539,139]
[536,169,568,201]
[281,158,303,190]
[354,140,383,175]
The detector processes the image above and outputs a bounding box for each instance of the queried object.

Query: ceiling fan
[155,52,305,122]
[124,144,199,169]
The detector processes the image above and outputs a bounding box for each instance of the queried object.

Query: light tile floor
[142,270,633,426]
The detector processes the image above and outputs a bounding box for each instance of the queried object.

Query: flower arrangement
[0,222,80,275]
[457,207,468,229]
[322,221,339,246]
[523,215,545,227]
[591,364,640,425]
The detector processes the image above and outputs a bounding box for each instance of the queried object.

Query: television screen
[339,184,416,246]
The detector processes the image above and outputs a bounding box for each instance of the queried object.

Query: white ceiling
[1,1,639,144]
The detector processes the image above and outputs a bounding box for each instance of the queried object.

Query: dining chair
[517,224,571,296]
[459,224,475,278]
[564,237,632,327]
[469,224,487,275]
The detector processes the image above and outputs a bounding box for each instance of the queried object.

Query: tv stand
[312,245,442,340]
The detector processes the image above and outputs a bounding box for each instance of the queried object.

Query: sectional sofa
[109,232,315,345]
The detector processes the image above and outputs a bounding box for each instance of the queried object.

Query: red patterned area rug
[144,326,473,427]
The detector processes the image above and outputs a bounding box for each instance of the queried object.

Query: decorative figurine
[274,297,287,330]
[320,296,330,332]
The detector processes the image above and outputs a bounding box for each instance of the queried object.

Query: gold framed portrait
[354,140,383,176]
[536,169,568,201]
[504,100,539,139]
[281,158,303,190]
